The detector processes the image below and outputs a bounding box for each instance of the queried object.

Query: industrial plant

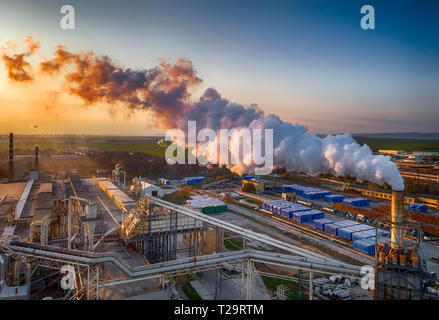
[1,1,438,304]
[1,132,438,301]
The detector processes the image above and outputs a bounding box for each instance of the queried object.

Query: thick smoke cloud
[1,37,405,190]
[248,115,405,190]
[1,36,40,81]
[177,88,264,132]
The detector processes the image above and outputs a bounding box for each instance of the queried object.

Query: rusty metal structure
[120,197,209,263]
[374,190,424,300]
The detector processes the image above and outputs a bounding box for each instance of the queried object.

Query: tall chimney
[390,190,405,249]
[34,145,39,171]
[8,133,13,182]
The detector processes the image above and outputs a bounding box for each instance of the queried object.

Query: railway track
[198,189,374,261]
[266,213,374,260]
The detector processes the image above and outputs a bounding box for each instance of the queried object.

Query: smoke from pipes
[0,36,404,191]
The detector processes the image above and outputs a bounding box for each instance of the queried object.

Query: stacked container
[324,220,359,236]
[324,194,345,203]
[284,184,332,199]
[186,195,227,213]
[261,199,326,224]
[338,224,375,241]
[182,176,206,185]
[407,203,428,213]
[353,238,376,256]
[343,197,370,207]
[292,211,314,223]
[312,218,334,231]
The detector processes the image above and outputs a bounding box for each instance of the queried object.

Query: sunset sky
[0,0,438,135]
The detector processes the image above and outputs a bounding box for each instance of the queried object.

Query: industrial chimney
[34,146,39,171]
[390,190,405,249]
[8,133,13,182]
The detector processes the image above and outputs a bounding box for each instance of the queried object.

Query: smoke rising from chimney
[1,36,405,190]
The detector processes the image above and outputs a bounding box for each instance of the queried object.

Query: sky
[0,0,438,135]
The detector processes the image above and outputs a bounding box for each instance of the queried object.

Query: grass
[178,274,203,300]
[223,232,244,251]
[162,190,190,204]
[261,276,307,300]
[354,137,439,152]
[244,199,262,206]
[0,135,170,158]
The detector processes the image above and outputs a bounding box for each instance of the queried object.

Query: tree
[242,182,256,193]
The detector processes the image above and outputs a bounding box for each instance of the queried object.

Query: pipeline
[3,241,363,279]
[0,254,6,282]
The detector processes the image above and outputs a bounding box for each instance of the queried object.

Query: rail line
[267,214,374,260]
[199,190,374,261]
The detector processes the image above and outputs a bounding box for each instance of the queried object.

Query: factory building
[241,178,276,194]
[95,177,137,210]
[139,181,164,198]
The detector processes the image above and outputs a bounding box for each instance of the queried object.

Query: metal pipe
[68,196,93,249]
[68,200,72,249]
[0,254,5,282]
[41,214,56,245]
[29,221,41,243]
[391,190,405,249]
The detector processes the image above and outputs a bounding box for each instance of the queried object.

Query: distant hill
[352,132,439,140]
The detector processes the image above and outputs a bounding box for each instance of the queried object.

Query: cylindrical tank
[411,254,419,267]
[399,254,407,266]
[391,253,398,265]
[391,190,405,249]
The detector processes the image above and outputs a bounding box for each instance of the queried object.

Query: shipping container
[324,194,345,203]
[338,225,374,241]
[312,218,334,231]
[292,211,314,223]
[353,238,376,256]
[324,221,359,236]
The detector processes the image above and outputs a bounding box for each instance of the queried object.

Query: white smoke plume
[248,115,405,191]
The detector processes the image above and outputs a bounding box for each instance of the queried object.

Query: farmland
[0,135,169,158]
[353,137,439,153]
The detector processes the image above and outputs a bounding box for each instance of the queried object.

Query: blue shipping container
[353,238,376,256]
[312,218,334,231]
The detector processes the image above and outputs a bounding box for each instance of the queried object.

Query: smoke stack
[8,133,13,182]
[390,190,405,249]
[34,146,39,171]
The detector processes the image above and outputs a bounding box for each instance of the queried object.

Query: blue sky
[0,0,438,134]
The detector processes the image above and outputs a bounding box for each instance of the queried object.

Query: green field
[0,135,169,158]
[354,137,439,152]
